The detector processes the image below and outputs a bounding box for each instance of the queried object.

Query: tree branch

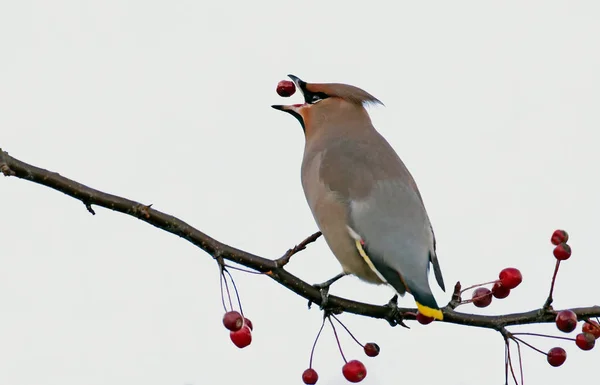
[2,148,599,331]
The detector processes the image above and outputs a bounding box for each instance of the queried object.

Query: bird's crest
[305,82,383,107]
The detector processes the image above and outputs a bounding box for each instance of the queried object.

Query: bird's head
[272,75,382,135]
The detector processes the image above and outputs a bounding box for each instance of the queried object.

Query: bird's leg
[310,272,348,309]
[383,294,409,328]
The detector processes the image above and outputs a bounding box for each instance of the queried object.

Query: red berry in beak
[276,80,296,97]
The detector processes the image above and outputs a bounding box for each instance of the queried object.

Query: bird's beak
[272,74,310,130]
[271,74,308,113]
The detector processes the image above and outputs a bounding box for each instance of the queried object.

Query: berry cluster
[459,267,523,309]
[302,314,378,384]
[223,310,254,348]
[543,310,598,367]
[217,265,255,349]
[500,229,599,379]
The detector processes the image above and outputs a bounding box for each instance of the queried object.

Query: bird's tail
[412,290,443,320]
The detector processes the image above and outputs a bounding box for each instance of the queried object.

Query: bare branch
[275,231,322,267]
[1,148,599,331]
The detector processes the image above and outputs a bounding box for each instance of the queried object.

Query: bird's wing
[319,134,445,317]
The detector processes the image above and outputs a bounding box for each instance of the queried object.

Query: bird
[272,75,446,320]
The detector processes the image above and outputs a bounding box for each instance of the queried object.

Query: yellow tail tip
[416,302,443,320]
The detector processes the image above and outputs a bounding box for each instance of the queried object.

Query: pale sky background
[1,1,599,384]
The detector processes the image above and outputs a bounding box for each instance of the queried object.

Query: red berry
[499,268,522,289]
[342,360,367,383]
[416,312,434,325]
[575,332,595,351]
[363,342,380,357]
[551,229,569,245]
[244,317,253,331]
[222,311,243,331]
[472,287,493,308]
[230,325,252,348]
[547,347,567,367]
[553,243,571,261]
[555,310,578,333]
[302,368,318,384]
[276,80,296,97]
[491,282,511,299]
[582,321,600,339]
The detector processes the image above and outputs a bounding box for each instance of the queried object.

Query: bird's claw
[308,282,331,310]
[307,273,347,310]
[383,294,409,328]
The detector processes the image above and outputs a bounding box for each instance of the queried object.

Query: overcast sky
[1,1,599,384]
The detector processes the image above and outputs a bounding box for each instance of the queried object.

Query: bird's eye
[311,95,322,103]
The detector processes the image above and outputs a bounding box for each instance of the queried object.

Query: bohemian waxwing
[272,75,446,320]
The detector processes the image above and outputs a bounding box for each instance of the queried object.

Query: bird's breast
[300,150,384,284]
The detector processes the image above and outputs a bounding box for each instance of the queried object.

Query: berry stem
[223,263,264,275]
[459,280,499,294]
[460,291,492,305]
[506,339,519,385]
[504,340,509,385]
[543,260,561,309]
[516,340,524,385]
[511,332,575,342]
[309,316,327,368]
[511,336,548,356]
[221,269,234,311]
[331,314,363,347]
[328,316,347,363]
[224,268,244,316]
[219,269,229,312]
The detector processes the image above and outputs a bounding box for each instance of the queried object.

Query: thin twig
[543,260,561,310]
[275,231,322,267]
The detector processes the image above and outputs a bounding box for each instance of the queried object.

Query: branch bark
[1,148,599,331]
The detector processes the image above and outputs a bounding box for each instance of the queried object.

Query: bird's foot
[308,272,348,310]
[383,294,409,328]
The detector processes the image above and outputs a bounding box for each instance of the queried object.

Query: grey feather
[317,134,444,304]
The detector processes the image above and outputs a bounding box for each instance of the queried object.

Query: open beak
[272,75,309,130]
[271,74,307,113]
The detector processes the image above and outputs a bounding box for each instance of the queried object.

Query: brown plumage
[272,75,445,320]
